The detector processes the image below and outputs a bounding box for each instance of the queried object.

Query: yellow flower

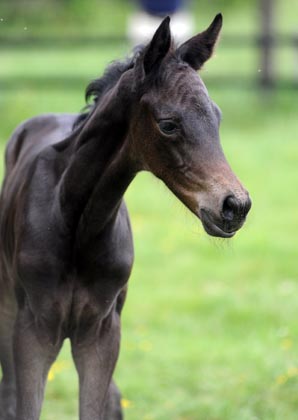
[121,398,133,409]
[48,369,55,382]
[47,360,69,382]
[275,374,288,386]
[287,367,298,377]
[281,338,292,350]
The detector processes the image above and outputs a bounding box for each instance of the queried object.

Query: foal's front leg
[14,305,63,420]
[71,308,121,420]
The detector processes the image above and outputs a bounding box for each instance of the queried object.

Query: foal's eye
[158,120,179,135]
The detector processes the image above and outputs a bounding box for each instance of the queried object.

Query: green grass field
[0,4,298,419]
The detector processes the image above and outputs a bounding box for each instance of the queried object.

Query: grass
[0,6,298,419]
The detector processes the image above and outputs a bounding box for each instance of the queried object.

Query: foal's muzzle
[200,194,252,238]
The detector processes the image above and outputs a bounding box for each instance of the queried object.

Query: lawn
[0,5,298,420]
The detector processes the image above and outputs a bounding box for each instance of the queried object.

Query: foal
[0,15,251,420]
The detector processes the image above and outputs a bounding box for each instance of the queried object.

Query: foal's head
[127,14,251,238]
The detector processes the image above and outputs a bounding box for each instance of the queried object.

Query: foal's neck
[57,83,136,233]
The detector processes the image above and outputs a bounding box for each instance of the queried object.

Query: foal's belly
[16,252,132,345]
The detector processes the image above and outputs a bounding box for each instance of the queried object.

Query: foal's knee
[16,299,66,348]
[73,305,121,349]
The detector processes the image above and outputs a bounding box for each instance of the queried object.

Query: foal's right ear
[142,16,172,75]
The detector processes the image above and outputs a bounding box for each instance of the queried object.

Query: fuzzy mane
[73,46,145,130]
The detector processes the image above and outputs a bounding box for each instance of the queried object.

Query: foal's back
[4,113,75,184]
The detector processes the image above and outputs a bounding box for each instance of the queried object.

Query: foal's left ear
[143,16,172,75]
[177,13,223,70]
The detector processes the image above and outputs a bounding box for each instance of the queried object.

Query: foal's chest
[74,207,134,285]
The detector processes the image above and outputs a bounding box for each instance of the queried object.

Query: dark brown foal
[0,14,251,420]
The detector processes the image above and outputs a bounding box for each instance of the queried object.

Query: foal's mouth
[199,209,238,238]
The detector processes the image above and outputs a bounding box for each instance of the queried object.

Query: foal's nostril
[222,195,238,221]
[222,195,252,222]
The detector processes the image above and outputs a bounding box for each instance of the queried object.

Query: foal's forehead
[164,65,210,107]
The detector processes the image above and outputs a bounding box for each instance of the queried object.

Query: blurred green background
[0,1,297,419]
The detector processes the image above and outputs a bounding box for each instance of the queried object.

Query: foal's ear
[177,13,223,70]
[143,16,172,75]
